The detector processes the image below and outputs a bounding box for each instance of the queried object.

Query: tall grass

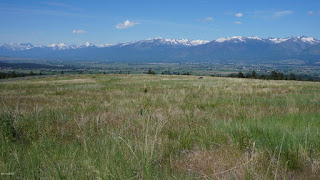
[0,74,319,179]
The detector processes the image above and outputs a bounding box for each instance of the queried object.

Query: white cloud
[235,13,243,18]
[234,21,242,24]
[308,11,314,15]
[72,29,87,34]
[116,20,140,29]
[272,10,293,18]
[204,17,214,21]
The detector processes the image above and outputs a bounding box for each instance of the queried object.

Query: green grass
[0,74,319,179]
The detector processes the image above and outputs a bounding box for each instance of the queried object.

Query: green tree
[270,71,278,80]
[146,69,155,74]
[259,74,266,79]
[277,73,285,80]
[237,71,244,78]
[251,71,257,79]
[289,73,296,80]
[29,71,34,76]
[11,70,17,78]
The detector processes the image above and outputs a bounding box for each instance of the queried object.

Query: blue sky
[0,0,319,45]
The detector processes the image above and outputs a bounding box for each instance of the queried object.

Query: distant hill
[1,36,320,63]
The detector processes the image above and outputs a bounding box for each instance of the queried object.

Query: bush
[146,69,155,74]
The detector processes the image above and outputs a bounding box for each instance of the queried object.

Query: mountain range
[1,36,320,63]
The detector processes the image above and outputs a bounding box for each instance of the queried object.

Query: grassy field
[0,74,319,179]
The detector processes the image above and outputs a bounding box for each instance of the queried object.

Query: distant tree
[182,72,191,75]
[146,69,155,74]
[30,71,34,76]
[289,73,296,80]
[277,73,285,80]
[259,74,266,79]
[297,76,303,81]
[11,70,17,78]
[270,71,278,80]
[103,71,106,74]
[0,72,5,79]
[308,77,314,81]
[251,71,257,79]
[161,72,164,75]
[79,70,83,74]
[39,71,43,76]
[61,70,64,74]
[237,71,244,78]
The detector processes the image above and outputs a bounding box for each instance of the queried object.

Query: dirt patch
[174,146,253,179]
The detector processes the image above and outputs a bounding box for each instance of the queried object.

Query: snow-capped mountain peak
[84,42,92,47]
[1,43,34,50]
[248,36,262,40]
[215,36,246,43]
[299,37,318,44]
[163,38,209,46]
[266,36,319,44]
[78,42,94,48]
[119,37,209,47]
[1,36,319,51]
[267,38,290,44]
[46,43,69,50]
[96,43,116,48]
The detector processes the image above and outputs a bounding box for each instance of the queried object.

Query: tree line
[0,71,47,79]
[225,71,316,81]
[0,70,72,79]
[1,69,318,82]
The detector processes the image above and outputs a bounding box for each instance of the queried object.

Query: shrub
[146,69,155,74]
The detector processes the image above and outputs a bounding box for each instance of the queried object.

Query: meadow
[0,74,319,179]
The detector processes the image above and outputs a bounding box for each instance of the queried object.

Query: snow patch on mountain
[300,37,317,44]
[268,38,290,44]
[119,37,209,47]
[164,38,209,46]
[1,43,34,50]
[78,42,95,48]
[215,36,246,43]
[96,43,117,48]
[248,36,262,40]
[46,43,70,50]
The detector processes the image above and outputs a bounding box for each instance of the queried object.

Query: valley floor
[0,74,319,179]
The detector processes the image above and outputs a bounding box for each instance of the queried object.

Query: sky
[0,0,320,45]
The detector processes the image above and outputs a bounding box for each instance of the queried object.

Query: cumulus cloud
[308,11,314,15]
[116,20,140,29]
[235,13,243,18]
[72,29,87,34]
[234,21,242,24]
[272,10,293,18]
